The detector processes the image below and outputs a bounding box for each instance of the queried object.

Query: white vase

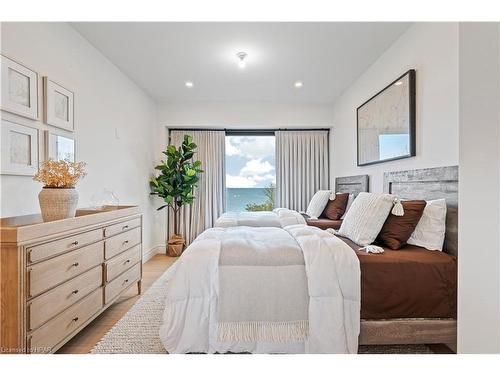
[38,188,79,222]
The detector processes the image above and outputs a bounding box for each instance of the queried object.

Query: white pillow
[407,199,447,251]
[340,193,355,219]
[337,192,395,246]
[305,190,332,219]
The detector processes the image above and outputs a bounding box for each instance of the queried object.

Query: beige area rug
[91,269,433,354]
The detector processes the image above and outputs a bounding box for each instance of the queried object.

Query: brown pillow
[321,193,350,220]
[377,200,427,250]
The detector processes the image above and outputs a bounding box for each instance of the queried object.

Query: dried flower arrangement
[34,159,87,188]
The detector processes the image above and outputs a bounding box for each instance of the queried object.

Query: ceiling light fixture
[236,52,247,69]
[294,81,303,88]
[185,81,194,88]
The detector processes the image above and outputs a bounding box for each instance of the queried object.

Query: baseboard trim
[143,244,164,263]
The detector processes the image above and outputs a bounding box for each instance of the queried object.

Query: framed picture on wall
[0,55,39,120]
[43,77,74,132]
[357,69,416,166]
[44,130,76,162]
[1,119,39,176]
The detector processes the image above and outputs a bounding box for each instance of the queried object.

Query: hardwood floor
[56,253,177,354]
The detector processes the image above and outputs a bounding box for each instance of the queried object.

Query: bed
[160,224,360,354]
[214,208,306,228]
[306,174,369,230]
[358,166,458,347]
[160,166,458,353]
[215,174,369,230]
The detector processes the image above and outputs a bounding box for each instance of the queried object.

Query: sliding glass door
[225,134,276,212]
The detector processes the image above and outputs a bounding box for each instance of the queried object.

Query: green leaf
[183,151,194,160]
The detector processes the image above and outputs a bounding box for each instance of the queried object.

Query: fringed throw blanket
[217,227,309,343]
[159,225,360,354]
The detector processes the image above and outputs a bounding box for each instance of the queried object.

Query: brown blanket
[307,218,342,230]
[339,237,457,319]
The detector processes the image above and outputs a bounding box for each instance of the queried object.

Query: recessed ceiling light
[294,81,303,88]
[394,81,403,86]
[185,81,194,88]
[236,52,247,69]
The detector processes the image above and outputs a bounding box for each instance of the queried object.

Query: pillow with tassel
[337,192,403,246]
[321,192,350,220]
[376,199,427,249]
[305,190,332,219]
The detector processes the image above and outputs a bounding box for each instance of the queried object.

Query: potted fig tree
[150,135,203,256]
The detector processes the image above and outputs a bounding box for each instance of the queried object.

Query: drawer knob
[71,241,79,246]
[123,240,129,245]
[72,317,79,322]
[122,225,129,230]
[72,262,79,267]
[124,279,129,283]
[125,259,131,264]
[72,289,79,294]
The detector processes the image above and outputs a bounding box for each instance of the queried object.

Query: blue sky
[379,133,410,160]
[225,136,276,188]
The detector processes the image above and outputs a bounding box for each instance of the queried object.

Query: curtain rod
[168,128,330,132]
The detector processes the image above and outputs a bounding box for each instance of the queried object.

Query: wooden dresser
[0,206,143,354]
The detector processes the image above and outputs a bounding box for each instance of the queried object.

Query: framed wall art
[1,119,39,176]
[43,77,74,131]
[0,55,39,120]
[357,69,416,166]
[44,130,76,162]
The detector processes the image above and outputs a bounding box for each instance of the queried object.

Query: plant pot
[167,234,185,257]
[38,187,79,222]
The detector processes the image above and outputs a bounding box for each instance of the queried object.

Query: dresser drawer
[104,217,141,238]
[105,263,141,304]
[28,228,103,264]
[28,266,102,330]
[29,241,104,298]
[105,244,141,282]
[29,288,103,353]
[105,227,141,260]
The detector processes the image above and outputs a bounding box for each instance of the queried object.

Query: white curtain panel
[276,130,329,212]
[168,130,226,244]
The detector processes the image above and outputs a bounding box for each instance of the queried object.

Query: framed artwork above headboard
[357,69,416,166]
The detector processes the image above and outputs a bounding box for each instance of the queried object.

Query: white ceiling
[71,22,411,104]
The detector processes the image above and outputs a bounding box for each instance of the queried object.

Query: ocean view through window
[225,135,276,212]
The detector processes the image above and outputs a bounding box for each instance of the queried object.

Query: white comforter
[214,208,306,228]
[159,224,361,354]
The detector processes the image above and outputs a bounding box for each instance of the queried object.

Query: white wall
[457,23,500,354]
[158,101,334,128]
[330,23,459,191]
[0,23,165,257]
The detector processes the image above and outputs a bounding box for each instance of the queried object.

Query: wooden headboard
[335,174,369,196]
[383,166,458,257]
